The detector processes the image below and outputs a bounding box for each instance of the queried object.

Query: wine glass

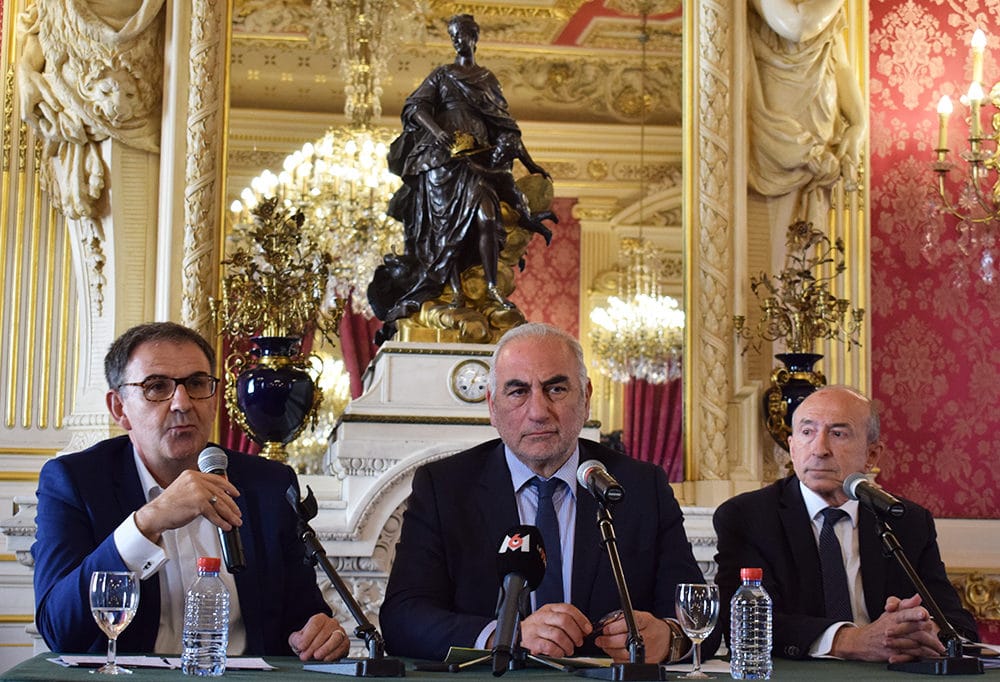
[674,583,719,679]
[89,571,140,675]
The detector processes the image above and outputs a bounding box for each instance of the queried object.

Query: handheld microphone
[843,472,905,518]
[576,459,624,505]
[198,447,247,573]
[492,525,546,676]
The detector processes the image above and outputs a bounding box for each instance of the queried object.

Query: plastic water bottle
[729,567,772,680]
[182,556,230,676]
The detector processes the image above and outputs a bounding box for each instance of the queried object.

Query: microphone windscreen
[496,525,546,590]
[576,459,604,488]
[198,446,228,474]
[842,472,867,499]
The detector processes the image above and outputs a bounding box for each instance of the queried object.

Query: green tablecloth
[1,654,995,682]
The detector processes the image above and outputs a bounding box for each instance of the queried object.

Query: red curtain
[339,299,382,399]
[622,377,684,482]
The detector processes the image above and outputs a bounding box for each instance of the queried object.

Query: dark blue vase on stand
[762,352,826,450]
[235,336,319,461]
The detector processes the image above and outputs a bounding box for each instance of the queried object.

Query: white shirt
[112,447,247,654]
[799,482,871,657]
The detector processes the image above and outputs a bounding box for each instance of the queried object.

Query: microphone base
[307,657,407,677]
[574,663,666,681]
[887,656,983,676]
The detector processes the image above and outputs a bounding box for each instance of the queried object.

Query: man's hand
[133,470,241,544]
[831,594,944,663]
[594,611,677,663]
[518,603,592,658]
[289,613,351,661]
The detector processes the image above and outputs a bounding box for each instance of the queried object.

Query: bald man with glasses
[32,322,350,661]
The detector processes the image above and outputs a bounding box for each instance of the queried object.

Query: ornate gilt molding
[181,0,226,335]
[950,571,1000,621]
[691,0,733,481]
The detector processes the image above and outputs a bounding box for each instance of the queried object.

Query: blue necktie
[819,507,853,622]
[531,476,564,608]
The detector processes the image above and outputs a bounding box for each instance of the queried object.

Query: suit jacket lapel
[571,441,602,612]
[858,508,889,619]
[477,442,520,556]
[778,477,825,617]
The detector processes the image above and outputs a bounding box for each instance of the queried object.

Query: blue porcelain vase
[762,352,826,450]
[235,336,317,460]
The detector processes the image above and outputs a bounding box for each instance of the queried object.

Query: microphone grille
[842,472,868,499]
[576,459,604,488]
[198,447,228,473]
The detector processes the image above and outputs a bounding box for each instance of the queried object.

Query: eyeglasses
[117,374,220,402]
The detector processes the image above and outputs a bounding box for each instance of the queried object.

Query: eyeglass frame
[116,373,221,402]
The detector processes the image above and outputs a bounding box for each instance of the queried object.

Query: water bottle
[181,556,230,677]
[729,567,772,680]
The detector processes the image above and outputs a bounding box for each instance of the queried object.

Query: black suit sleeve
[713,494,834,659]
[379,464,496,660]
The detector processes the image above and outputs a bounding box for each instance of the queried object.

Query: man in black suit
[380,322,713,663]
[713,385,978,662]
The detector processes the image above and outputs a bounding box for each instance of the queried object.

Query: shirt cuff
[113,512,167,579]
[475,620,498,651]
[809,622,854,658]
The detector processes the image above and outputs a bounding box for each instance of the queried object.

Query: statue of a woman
[747,0,866,232]
[368,14,555,343]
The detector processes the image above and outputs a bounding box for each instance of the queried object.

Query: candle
[972,29,987,84]
[937,96,953,149]
[969,81,984,139]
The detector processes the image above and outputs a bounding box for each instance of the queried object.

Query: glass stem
[692,641,702,673]
[107,637,116,668]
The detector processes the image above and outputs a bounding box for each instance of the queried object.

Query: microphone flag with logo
[492,525,546,676]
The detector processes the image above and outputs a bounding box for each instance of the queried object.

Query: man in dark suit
[32,322,350,660]
[713,385,978,662]
[380,322,714,663]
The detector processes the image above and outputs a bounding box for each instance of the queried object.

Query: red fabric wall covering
[869,1,1000,519]
[510,197,581,337]
[623,377,684,482]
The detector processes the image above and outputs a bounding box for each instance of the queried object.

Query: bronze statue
[368,13,556,344]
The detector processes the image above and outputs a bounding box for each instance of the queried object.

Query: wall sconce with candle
[926,28,1000,284]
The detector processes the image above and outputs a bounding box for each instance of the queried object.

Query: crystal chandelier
[926,28,1000,285]
[590,238,684,384]
[229,0,423,315]
[588,12,684,385]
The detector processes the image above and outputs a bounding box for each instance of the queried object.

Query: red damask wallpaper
[870,1,1000,519]
[510,197,581,337]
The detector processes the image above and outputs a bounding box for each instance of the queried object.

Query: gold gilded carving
[182,0,227,335]
[693,0,733,480]
[951,572,1000,621]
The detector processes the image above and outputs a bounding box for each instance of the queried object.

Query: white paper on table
[53,655,173,668]
[160,657,277,670]
[660,658,732,674]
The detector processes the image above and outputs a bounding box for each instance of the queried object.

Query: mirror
[223,1,684,469]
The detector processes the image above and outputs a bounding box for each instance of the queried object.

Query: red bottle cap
[740,567,763,581]
[197,556,222,572]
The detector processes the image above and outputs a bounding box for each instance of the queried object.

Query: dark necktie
[819,507,854,622]
[531,476,564,608]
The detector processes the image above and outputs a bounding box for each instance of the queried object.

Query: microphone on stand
[577,460,624,505]
[842,472,905,518]
[492,525,546,677]
[198,447,246,573]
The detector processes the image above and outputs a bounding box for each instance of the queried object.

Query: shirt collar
[131,445,163,502]
[799,479,859,527]
[504,444,580,497]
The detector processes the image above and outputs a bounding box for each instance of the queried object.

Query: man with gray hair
[381,322,715,663]
[713,385,977,662]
